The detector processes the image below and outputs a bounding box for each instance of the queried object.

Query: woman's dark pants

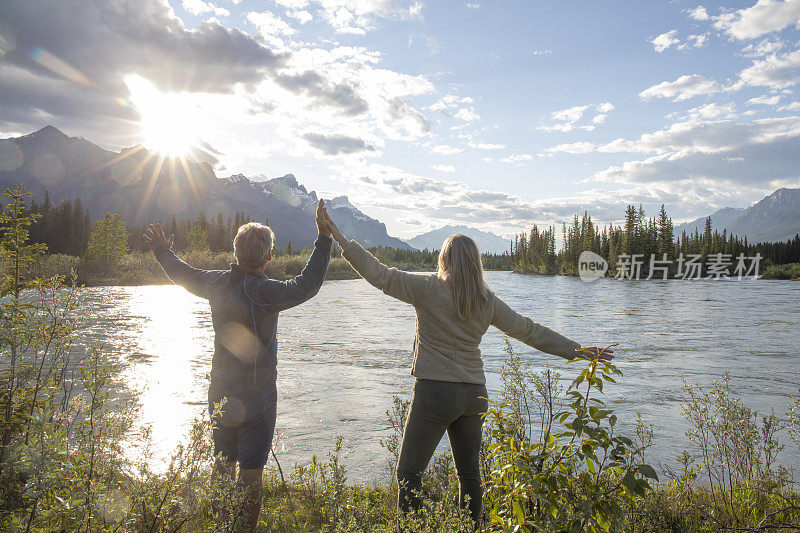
[396,378,488,524]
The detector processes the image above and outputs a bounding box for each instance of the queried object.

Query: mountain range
[674,188,800,243]
[407,225,511,254]
[0,126,410,249]
[2,127,797,251]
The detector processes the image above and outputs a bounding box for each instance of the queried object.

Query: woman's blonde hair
[437,234,488,320]
[233,222,275,269]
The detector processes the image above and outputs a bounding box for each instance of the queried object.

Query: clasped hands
[315,199,348,246]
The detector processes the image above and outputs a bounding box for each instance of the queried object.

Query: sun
[125,74,201,157]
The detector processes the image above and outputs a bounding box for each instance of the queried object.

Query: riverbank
[29,251,363,285]
[27,251,513,286]
[28,252,798,286]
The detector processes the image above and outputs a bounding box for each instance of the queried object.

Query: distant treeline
[24,192,513,270]
[512,204,800,276]
[28,192,91,255]
[127,212,264,254]
[27,194,315,256]
[368,246,511,271]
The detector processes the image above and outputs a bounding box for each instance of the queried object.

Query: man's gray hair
[233,222,275,269]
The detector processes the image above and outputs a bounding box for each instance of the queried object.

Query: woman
[320,209,612,525]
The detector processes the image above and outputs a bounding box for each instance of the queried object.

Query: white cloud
[429,93,480,123]
[651,30,680,52]
[469,142,505,150]
[266,45,433,142]
[649,30,709,53]
[652,30,710,52]
[547,115,800,159]
[590,116,800,187]
[500,153,534,163]
[714,0,800,40]
[343,161,742,232]
[545,141,596,154]
[670,102,739,120]
[275,0,309,7]
[429,144,463,155]
[644,46,800,102]
[430,164,455,172]
[247,10,296,47]
[552,104,589,122]
[532,49,552,56]
[538,102,614,132]
[737,48,800,89]
[778,101,800,110]
[630,117,800,153]
[288,9,313,23]
[679,33,710,49]
[747,94,781,105]
[183,0,229,16]
[341,162,562,230]
[740,38,785,57]
[466,2,480,8]
[640,74,722,101]
[430,94,476,114]
[309,0,424,34]
[454,107,480,121]
[688,6,710,20]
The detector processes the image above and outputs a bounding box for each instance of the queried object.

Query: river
[75,272,800,483]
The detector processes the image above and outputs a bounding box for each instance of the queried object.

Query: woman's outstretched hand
[143,223,174,252]
[316,199,332,237]
[578,346,614,362]
[321,204,349,247]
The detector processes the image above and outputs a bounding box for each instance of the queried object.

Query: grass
[25,250,363,285]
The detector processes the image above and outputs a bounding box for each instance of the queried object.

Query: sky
[1,0,799,239]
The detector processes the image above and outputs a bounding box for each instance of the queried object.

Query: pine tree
[84,214,130,274]
[187,224,209,252]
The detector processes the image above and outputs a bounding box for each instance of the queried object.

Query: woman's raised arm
[321,207,429,305]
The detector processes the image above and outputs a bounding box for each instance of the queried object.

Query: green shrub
[762,263,800,280]
[482,341,657,533]
[28,254,80,281]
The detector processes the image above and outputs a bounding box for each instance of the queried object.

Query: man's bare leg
[212,458,237,521]
[238,467,264,532]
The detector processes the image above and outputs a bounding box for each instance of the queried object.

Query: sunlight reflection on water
[77,273,800,483]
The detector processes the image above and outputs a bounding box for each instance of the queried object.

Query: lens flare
[28,46,92,86]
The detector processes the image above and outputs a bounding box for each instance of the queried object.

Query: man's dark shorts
[208,387,277,470]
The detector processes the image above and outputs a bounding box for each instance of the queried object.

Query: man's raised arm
[244,199,333,312]
[145,222,222,299]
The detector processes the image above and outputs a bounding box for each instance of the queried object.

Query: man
[144,200,332,531]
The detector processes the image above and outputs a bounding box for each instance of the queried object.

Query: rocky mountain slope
[0,126,412,249]
[674,189,800,243]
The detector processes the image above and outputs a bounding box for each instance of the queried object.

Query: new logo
[578,251,608,282]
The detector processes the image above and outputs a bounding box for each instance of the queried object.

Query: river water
[76,272,800,483]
